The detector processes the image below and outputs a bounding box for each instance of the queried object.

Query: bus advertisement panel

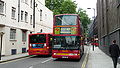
[28,33,52,56]
[52,14,84,59]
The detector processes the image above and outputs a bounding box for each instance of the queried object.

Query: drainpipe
[18,0,20,22]
[0,32,4,60]
[33,0,35,28]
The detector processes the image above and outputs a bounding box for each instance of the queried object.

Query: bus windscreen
[29,34,46,43]
[53,36,80,50]
[55,15,77,26]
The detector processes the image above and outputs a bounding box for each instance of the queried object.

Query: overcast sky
[73,0,97,19]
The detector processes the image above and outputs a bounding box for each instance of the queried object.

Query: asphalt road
[0,46,89,68]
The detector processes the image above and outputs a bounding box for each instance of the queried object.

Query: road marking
[81,47,90,68]
[0,56,35,64]
[41,58,53,63]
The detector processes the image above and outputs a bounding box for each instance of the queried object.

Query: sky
[73,0,97,19]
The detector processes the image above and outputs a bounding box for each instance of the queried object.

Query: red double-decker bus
[28,33,52,56]
[52,14,84,59]
[91,38,99,46]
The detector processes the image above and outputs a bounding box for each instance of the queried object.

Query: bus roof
[55,14,79,16]
[29,33,52,35]
[52,34,82,36]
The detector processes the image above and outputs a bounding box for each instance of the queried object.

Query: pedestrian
[109,40,120,68]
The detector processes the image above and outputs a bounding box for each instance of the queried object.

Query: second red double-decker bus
[91,38,99,46]
[52,14,84,60]
[28,33,52,56]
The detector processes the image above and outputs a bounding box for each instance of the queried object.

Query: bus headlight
[44,44,46,47]
[74,54,78,55]
[30,44,31,47]
[47,47,49,49]
[54,53,56,55]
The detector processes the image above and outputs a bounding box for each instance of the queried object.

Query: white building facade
[0,0,53,55]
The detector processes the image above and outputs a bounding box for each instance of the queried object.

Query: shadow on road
[31,55,51,58]
[53,58,80,62]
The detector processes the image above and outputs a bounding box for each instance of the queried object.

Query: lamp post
[87,8,95,51]
[87,8,95,19]
[0,32,4,60]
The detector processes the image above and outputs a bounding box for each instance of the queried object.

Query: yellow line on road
[81,47,90,68]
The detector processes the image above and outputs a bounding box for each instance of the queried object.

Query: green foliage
[60,0,77,14]
[45,0,77,15]
[77,8,91,31]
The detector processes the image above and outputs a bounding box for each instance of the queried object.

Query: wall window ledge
[11,18,16,20]
[21,20,24,22]
[0,13,6,16]
[22,41,26,42]
[25,22,28,23]
[10,39,17,41]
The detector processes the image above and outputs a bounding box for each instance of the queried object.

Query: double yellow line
[81,47,90,68]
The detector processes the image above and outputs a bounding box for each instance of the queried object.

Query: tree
[60,0,77,14]
[77,8,91,31]
[45,0,77,15]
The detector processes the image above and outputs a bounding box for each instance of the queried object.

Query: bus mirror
[81,37,83,40]
[50,38,52,41]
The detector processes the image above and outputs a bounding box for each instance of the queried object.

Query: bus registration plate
[36,52,40,53]
[62,56,68,58]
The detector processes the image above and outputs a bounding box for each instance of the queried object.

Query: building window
[25,12,28,22]
[40,9,42,21]
[11,7,16,19]
[22,30,27,41]
[0,1,4,14]
[30,15,32,25]
[21,11,24,21]
[30,0,32,8]
[10,29,16,40]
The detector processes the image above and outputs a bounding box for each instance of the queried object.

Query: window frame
[11,7,16,19]
[0,1,4,14]
[40,9,42,21]
[10,29,16,40]
[25,12,28,23]
[21,10,24,21]
[22,30,27,42]
[30,15,32,25]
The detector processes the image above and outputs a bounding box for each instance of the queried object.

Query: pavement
[86,45,120,68]
[0,53,29,63]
